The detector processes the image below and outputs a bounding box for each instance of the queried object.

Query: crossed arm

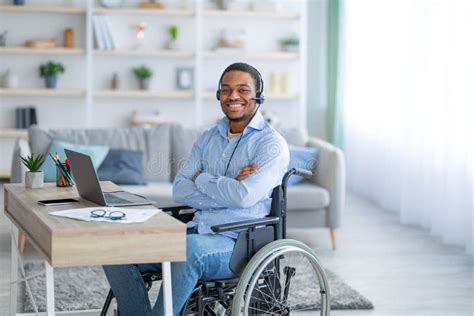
[172,135,289,210]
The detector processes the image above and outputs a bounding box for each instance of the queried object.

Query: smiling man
[103,62,289,316]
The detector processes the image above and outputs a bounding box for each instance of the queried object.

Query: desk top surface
[4,182,187,267]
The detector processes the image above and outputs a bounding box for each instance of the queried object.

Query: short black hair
[219,62,262,92]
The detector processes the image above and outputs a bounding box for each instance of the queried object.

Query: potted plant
[20,153,45,189]
[165,25,178,50]
[133,66,153,90]
[279,36,299,52]
[39,61,65,89]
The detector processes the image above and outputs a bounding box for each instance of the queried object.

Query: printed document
[49,207,161,223]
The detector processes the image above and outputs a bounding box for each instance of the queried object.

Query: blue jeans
[102,228,236,316]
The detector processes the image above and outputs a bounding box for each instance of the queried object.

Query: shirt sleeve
[172,134,224,209]
[194,134,289,209]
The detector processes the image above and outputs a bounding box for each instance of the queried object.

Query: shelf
[0,5,85,14]
[202,91,298,100]
[0,170,10,179]
[203,51,299,60]
[203,9,299,19]
[94,49,194,58]
[0,47,85,55]
[0,88,85,97]
[93,7,194,16]
[0,128,27,138]
[94,90,193,98]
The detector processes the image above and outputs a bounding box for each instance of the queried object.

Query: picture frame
[176,67,194,90]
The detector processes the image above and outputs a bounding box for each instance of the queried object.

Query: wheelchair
[101,168,330,315]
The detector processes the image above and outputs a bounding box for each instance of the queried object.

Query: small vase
[165,39,178,50]
[45,75,57,89]
[282,45,299,52]
[139,78,150,90]
[25,171,44,189]
[3,69,19,88]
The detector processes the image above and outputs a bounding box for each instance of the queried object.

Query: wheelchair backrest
[229,184,286,275]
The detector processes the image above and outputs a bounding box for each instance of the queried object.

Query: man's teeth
[229,103,243,108]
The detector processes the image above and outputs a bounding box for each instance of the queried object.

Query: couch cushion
[286,182,330,210]
[279,128,308,147]
[145,123,173,182]
[170,124,205,179]
[120,182,178,208]
[97,149,146,185]
[287,145,320,186]
[29,124,172,183]
[41,140,109,182]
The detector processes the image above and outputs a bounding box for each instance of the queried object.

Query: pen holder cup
[56,164,73,187]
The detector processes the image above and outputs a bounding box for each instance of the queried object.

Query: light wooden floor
[0,182,472,315]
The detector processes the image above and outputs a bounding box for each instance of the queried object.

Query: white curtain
[341,0,473,255]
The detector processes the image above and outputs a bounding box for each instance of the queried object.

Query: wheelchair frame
[101,168,330,315]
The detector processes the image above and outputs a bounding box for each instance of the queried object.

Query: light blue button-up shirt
[172,111,290,238]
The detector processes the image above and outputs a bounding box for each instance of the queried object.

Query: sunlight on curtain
[342,0,473,254]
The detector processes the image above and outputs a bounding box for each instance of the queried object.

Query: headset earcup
[256,92,265,104]
[216,90,220,101]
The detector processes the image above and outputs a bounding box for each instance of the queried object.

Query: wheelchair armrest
[211,217,280,233]
[162,205,193,218]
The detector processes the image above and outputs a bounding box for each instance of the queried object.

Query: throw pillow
[287,145,319,186]
[41,140,109,182]
[97,149,146,185]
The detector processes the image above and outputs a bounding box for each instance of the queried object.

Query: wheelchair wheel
[232,239,330,315]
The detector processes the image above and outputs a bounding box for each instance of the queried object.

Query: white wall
[306,0,327,139]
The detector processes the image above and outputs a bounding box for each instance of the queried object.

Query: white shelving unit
[0,47,85,55]
[94,89,193,98]
[1,0,307,128]
[94,49,194,58]
[93,7,194,16]
[0,88,85,97]
[0,4,85,14]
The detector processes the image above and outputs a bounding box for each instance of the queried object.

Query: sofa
[11,123,345,249]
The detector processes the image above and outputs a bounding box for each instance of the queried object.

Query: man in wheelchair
[102,62,291,315]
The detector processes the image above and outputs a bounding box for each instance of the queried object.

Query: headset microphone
[251,95,265,104]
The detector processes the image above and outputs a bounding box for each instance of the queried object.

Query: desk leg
[10,228,18,316]
[45,262,55,316]
[162,261,173,316]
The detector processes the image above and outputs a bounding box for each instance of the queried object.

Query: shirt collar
[217,110,266,138]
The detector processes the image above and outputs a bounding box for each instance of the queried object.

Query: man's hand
[235,164,257,181]
[192,171,201,182]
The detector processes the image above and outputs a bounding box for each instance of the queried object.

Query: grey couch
[11,123,345,249]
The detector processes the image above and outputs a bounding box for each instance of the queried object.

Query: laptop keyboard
[104,194,132,204]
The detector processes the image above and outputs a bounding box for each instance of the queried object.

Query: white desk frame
[9,224,174,316]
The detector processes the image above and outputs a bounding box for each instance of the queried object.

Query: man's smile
[226,102,245,111]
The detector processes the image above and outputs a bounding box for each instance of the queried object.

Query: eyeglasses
[90,209,126,221]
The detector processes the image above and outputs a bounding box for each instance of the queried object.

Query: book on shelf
[102,15,116,50]
[15,107,37,129]
[92,15,105,50]
[93,15,115,50]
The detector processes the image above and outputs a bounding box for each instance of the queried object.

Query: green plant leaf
[20,153,45,172]
[39,61,65,77]
[133,66,153,79]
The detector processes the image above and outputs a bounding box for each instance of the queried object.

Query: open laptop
[65,149,154,207]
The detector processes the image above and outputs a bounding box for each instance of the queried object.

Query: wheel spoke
[232,240,330,316]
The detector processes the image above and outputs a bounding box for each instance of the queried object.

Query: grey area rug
[22,262,373,312]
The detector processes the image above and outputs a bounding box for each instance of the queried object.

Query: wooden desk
[4,182,186,316]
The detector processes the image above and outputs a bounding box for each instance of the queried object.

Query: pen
[50,153,73,185]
